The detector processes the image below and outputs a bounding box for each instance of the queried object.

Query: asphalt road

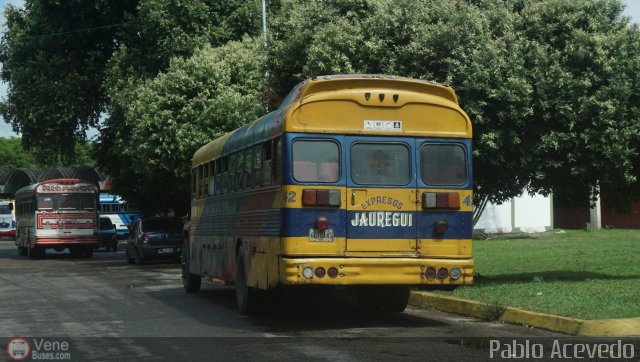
[0,239,593,362]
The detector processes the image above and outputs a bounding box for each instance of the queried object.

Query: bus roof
[192,74,471,166]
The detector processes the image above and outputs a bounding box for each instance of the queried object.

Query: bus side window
[191,169,196,199]
[208,161,215,196]
[262,141,272,185]
[229,153,238,192]
[243,148,252,189]
[203,163,210,197]
[214,159,221,195]
[274,138,282,184]
[198,165,204,198]
[253,145,261,187]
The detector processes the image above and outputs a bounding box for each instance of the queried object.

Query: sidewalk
[409,291,640,337]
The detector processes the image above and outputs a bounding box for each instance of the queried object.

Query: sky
[0,0,638,138]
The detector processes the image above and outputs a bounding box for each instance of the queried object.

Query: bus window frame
[349,141,412,186]
[419,142,469,187]
[291,138,341,184]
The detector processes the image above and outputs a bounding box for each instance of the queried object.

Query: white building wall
[474,200,513,233]
[475,193,553,234]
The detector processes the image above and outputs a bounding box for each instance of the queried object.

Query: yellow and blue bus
[185,74,473,314]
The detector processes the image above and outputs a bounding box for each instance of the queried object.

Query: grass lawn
[433,229,640,320]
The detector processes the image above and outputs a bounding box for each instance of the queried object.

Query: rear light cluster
[302,189,341,207]
[422,192,460,209]
[302,265,340,279]
[142,233,149,244]
[425,266,462,280]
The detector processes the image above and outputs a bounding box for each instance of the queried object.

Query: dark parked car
[126,217,183,264]
[97,217,118,251]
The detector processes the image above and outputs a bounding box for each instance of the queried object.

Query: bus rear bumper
[280,257,473,286]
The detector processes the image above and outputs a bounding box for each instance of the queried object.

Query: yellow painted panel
[281,236,346,255]
[280,256,473,286]
[287,100,471,138]
[419,239,472,258]
[346,238,416,252]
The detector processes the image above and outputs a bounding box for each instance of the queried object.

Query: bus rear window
[420,144,467,186]
[292,140,340,183]
[351,143,410,185]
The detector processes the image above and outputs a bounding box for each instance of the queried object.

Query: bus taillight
[422,192,460,209]
[437,268,449,279]
[142,233,149,244]
[316,216,329,231]
[302,189,341,207]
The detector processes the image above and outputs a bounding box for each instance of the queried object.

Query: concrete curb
[409,291,640,337]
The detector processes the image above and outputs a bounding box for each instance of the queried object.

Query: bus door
[345,136,418,253]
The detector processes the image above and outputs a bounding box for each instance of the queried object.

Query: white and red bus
[0,198,16,239]
[15,179,99,258]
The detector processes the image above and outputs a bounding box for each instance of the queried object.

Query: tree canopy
[1,0,640,214]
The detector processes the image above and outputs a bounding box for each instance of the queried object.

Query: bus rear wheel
[235,247,262,315]
[182,246,201,293]
[356,286,410,313]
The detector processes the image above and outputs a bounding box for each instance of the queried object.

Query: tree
[0,137,38,169]
[95,0,262,214]
[104,38,264,214]
[515,0,640,205]
[0,0,135,164]
[268,0,640,216]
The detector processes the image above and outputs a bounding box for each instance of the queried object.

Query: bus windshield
[37,194,96,211]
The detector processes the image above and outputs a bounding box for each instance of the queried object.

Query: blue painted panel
[282,207,472,240]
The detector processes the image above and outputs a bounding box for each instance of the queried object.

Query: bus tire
[182,247,201,293]
[383,286,410,313]
[84,248,93,258]
[235,247,261,315]
[70,247,82,258]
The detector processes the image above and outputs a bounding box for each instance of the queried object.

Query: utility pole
[261,0,269,111]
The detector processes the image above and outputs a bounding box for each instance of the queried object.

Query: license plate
[309,229,334,242]
[158,248,173,254]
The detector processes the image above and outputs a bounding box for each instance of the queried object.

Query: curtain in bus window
[56,194,80,210]
[420,144,467,186]
[351,143,410,185]
[37,196,54,210]
[292,140,340,183]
